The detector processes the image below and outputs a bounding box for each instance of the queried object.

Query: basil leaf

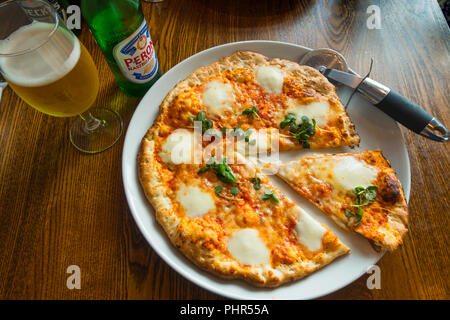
[299,132,310,141]
[353,186,365,194]
[262,190,279,202]
[214,186,223,194]
[261,194,271,200]
[356,207,364,218]
[280,113,296,129]
[310,119,316,135]
[251,177,261,190]
[242,106,259,120]
[345,209,354,218]
[214,159,237,184]
[355,193,363,205]
[347,185,378,226]
[197,111,206,121]
[197,166,210,174]
[281,114,316,147]
[230,186,240,195]
[280,119,290,129]
[354,207,364,226]
[285,113,296,121]
[191,111,214,134]
[198,158,237,185]
[301,115,310,124]
[203,119,213,133]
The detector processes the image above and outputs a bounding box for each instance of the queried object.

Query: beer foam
[0,22,80,87]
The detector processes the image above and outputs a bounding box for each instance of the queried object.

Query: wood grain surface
[0,0,449,300]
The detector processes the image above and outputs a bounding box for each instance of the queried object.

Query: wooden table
[0,0,448,300]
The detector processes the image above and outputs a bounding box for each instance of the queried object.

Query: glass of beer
[0,0,122,153]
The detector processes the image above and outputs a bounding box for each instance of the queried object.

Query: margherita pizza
[137,50,407,287]
[139,148,349,286]
[146,51,359,154]
[266,151,408,250]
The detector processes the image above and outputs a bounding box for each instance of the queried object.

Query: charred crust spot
[379,174,401,204]
[365,153,377,165]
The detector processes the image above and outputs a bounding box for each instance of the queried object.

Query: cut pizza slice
[152,51,360,154]
[265,151,408,250]
[139,133,350,287]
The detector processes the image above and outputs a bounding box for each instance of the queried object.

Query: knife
[318,66,449,142]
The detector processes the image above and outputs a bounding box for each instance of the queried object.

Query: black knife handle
[375,89,433,133]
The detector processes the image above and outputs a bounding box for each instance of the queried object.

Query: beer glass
[0,0,122,153]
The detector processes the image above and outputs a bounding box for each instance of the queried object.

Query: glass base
[69,107,123,154]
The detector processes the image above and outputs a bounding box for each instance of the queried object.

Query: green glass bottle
[81,0,161,97]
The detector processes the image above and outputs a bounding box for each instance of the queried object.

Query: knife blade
[318,66,449,142]
[318,66,364,89]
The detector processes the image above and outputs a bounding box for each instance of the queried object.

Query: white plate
[122,41,410,300]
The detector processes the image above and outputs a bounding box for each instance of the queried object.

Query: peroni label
[113,20,159,84]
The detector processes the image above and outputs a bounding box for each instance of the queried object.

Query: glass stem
[79,112,103,134]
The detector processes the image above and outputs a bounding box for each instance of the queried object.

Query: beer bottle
[81,0,161,97]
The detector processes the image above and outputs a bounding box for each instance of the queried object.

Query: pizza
[137,50,407,287]
[145,50,359,156]
[265,151,408,250]
[139,148,350,286]
[137,51,361,287]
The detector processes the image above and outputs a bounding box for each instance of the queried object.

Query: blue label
[120,24,150,57]
[113,20,158,84]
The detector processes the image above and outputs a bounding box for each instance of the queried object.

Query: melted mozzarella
[159,130,195,164]
[310,156,378,192]
[286,98,331,127]
[332,156,378,190]
[175,184,215,218]
[228,229,270,265]
[294,207,327,251]
[277,161,301,180]
[159,129,194,164]
[202,80,234,116]
[256,65,284,94]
